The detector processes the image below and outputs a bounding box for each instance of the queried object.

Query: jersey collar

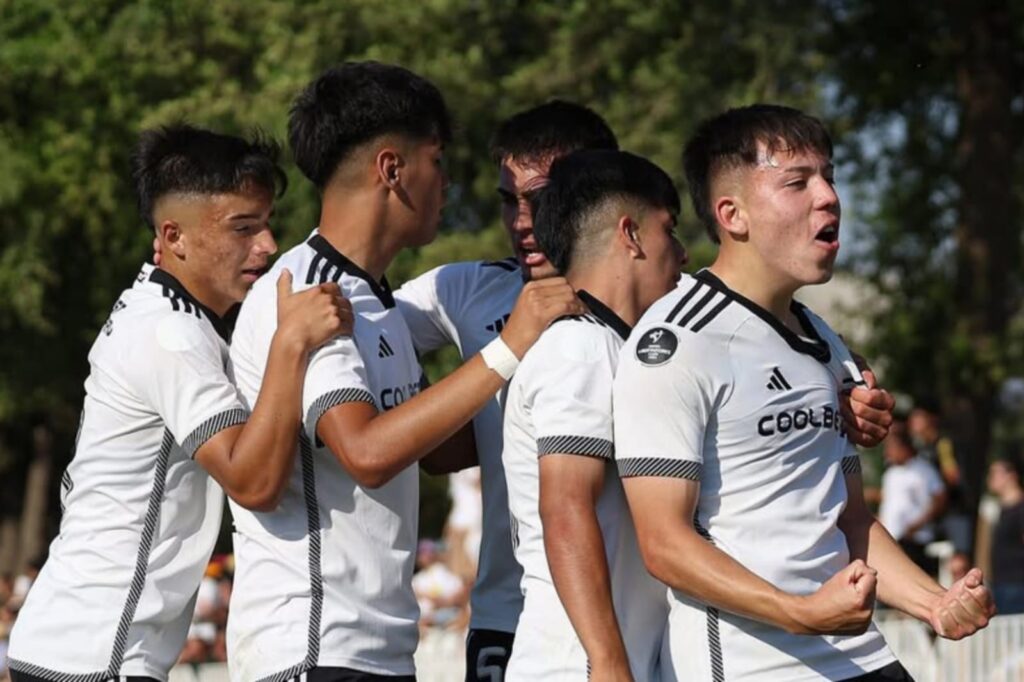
[148,268,235,343]
[693,270,831,363]
[578,290,632,341]
[306,234,396,308]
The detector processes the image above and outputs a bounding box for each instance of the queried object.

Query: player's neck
[708,253,801,332]
[568,265,643,327]
[318,189,403,282]
[157,261,234,318]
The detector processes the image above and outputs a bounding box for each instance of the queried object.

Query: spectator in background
[987,457,1024,614]
[413,540,470,632]
[178,557,230,665]
[444,469,483,582]
[880,420,947,575]
[909,402,972,552]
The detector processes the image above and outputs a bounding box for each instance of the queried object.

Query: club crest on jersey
[636,327,678,366]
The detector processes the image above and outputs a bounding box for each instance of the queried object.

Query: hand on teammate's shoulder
[275,269,354,352]
[500,277,585,358]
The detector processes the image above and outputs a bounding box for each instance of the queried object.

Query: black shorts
[465,628,515,682]
[300,668,415,682]
[10,673,158,682]
[841,661,915,682]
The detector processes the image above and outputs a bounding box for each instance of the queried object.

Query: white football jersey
[395,258,524,633]
[227,232,424,681]
[614,270,896,682]
[8,265,243,680]
[502,292,668,682]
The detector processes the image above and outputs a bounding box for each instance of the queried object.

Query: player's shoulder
[523,313,621,375]
[429,256,520,288]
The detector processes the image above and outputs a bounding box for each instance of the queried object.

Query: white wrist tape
[480,336,520,381]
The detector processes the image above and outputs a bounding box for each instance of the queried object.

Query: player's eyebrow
[226,210,271,221]
[782,162,834,175]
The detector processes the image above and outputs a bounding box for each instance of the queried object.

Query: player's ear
[715,194,748,241]
[618,216,643,258]
[375,147,403,190]
[158,219,187,258]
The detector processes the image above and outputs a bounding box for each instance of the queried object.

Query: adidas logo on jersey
[766,367,792,391]
[486,313,510,334]
[377,335,395,358]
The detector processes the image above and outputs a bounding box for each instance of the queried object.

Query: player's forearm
[329,355,503,487]
[225,330,309,509]
[420,422,479,475]
[640,525,804,633]
[543,498,630,671]
[846,514,943,622]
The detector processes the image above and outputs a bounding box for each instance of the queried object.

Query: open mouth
[241,266,268,281]
[815,224,839,244]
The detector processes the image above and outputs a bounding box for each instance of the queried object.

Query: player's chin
[525,262,559,282]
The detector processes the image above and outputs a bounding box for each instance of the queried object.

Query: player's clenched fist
[500,277,585,357]
[790,560,877,636]
[276,269,353,350]
[928,568,996,640]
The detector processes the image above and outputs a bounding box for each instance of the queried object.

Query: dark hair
[490,100,618,166]
[682,104,833,243]
[993,456,1021,479]
[534,150,679,275]
[288,61,452,190]
[130,124,286,230]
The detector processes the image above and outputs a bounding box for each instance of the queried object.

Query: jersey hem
[467,614,519,634]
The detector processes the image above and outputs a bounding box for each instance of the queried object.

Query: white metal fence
[169,614,1024,681]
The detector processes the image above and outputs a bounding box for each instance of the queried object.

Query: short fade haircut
[489,100,618,166]
[130,124,286,230]
[683,104,833,243]
[289,61,452,190]
[534,150,680,275]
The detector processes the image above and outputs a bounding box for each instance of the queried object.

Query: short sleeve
[613,324,719,481]
[923,461,945,496]
[394,265,460,353]
[302,336,377,437]
[135,314,248,458]
[527,326,616,460]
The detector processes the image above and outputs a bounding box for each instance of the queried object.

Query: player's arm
[624,475,876,635]
[196,272,351,510]
[420,421,479,475]
[541,454,632,680]
[318,277,583,488]
[839,471,995,639]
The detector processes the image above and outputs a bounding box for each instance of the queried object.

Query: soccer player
[225,63,582,682]
[502,149,686,681]
[394,100,619,679]
[7,125,350,682]
[614,104,995,681]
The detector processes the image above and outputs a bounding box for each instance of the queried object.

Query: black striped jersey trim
[617,457,702,480]
[482,257,519,272]
[537,435,613,459]
[578,290,631,340]
[149,268,234,342]
[9,432,174,682]
[663,278,732,334]
[692,270,831,362]
[306,234,395,308]
[841,455,862,474]
[305,388,376,434]
[182,408,249,458]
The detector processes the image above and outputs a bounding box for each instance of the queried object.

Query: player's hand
[928,568,996,640]
[276,269,353,351]
[791,560,877,635]
[153,237,163,266]
[840,370,895,448]
[500,277,585,357]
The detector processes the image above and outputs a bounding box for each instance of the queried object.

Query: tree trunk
[17,424,53,568]
[949,0,1021,551]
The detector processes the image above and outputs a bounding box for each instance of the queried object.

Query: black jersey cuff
[537,435,613,459]
[617,457,703,480]
[306,388,377,436]
[183,408,249,458]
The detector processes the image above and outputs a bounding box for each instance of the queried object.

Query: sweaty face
[397,139,448,247]
[737,144,841,288]
[634,207,688,309]
[181,186,278,315]
[497,156,558,281]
